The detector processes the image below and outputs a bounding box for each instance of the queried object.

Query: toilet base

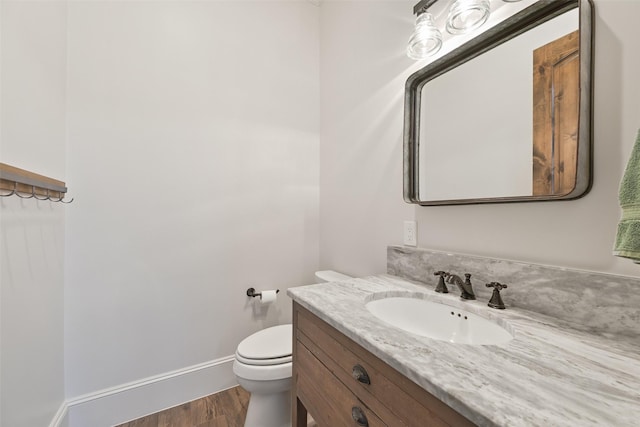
[236,376,291,427]
[243,389,291,427]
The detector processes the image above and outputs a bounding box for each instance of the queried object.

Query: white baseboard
[49,355,237,427]
[48,401,69,427]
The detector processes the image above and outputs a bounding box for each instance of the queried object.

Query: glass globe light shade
[446,0,491,35]
[407,13,443,60]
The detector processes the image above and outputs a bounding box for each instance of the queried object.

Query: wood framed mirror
[403,0,594,206]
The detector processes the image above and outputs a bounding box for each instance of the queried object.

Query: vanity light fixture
[407,0,493,60]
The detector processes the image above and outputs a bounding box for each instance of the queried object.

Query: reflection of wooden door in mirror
[532,30,579,196]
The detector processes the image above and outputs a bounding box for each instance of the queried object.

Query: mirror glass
[404,0,593,205]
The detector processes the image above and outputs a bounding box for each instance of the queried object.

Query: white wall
[319,0,640,279]
[64,0,320,405]
[0,1,67,426]
[319,0,415,276]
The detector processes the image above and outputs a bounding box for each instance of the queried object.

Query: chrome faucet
[446,273,476,300]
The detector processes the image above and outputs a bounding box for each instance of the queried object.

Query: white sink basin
[365,297,513,345]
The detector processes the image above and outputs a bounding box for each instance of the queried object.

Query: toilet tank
[314,270,352,283]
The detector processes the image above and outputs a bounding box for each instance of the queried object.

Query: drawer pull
[352,364,371,385]
[351,406,369,426]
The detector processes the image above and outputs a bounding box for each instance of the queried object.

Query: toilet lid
[237,324,292,361]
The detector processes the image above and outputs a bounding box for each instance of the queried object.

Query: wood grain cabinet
[292,303,476,427]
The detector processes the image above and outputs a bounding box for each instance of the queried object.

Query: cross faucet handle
[433,271,449,293]
[486,281,508,290]
[486,282,508,309]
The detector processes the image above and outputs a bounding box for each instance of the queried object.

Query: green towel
[614,129,640,263]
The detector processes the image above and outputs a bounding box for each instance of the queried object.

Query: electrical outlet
[403,221,417,246]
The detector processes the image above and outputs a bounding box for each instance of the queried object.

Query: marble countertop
[287,274,640,427]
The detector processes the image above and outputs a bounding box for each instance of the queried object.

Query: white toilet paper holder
[246,287,280,298]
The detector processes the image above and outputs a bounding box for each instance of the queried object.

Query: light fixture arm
[413,0,440,15]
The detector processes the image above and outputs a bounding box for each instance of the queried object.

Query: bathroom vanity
[292,302,473,427]
[288,248,640,427]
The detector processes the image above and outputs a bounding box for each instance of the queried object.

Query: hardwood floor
[115,386,250,427]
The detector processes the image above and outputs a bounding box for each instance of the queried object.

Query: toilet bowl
[233,270,351,427]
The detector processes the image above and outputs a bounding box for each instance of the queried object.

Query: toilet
[233,270,352,427]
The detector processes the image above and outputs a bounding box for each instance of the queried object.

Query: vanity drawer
[295,304,475,427]
[296,339,385,427]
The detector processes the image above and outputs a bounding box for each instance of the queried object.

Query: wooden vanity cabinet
[292,303,476,427]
